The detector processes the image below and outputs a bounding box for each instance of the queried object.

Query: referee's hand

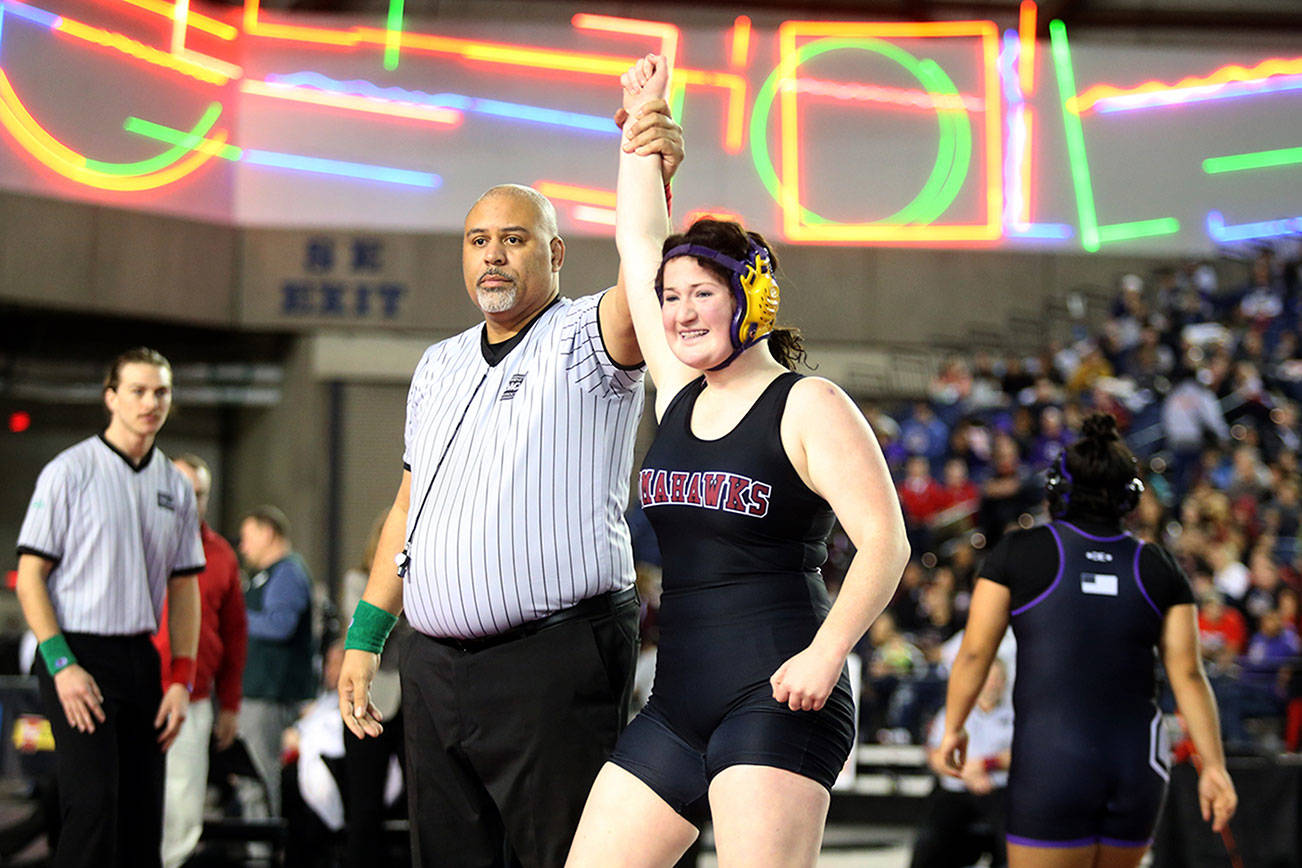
[939,729,969,777]
[53,664,105,734]
[338,649,384,739]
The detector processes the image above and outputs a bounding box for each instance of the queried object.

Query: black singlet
[981,517,1194,847]
[608,372,855,818]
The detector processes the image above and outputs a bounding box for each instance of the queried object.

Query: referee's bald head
[470,185,558,241]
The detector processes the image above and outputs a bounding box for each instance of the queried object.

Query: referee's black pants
[400,592,639,868]
[909,786,1007,868]
[34,633,165,868]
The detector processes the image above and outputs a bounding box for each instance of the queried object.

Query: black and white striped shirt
[402,291,644,638]
[16,435,205,635]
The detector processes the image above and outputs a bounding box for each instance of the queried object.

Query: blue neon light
[3,1,59,28]
[1009,223,1075,240]
[265,71,619,135]
[1094,75,1302,114]
[1207,210,1302,243]
[243,149,440,188]
[1000,32,1022,105]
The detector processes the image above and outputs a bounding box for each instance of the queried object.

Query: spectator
[898,455,946,548]
[900,402,950,471]
[1196,584,1247,672]
[157,455,248,868]
[865,612,926,742]
[1162,367,1230,496]
[1243,549,1284,629]
[1065,343,1112,397]
[239,505,316,819]
[935,457,981,533]
[1208,542,1250,603]
[977,434,1036,545]
[1028,406,1072,470]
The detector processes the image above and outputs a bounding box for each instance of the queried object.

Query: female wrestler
[941,413,1237,868]
[566,55,910,867]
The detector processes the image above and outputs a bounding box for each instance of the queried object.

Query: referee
[337,103,683,867]
[15,347,204,868]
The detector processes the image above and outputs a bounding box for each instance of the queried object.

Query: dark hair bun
[1081,412,1120,443]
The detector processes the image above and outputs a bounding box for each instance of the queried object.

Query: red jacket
[898,477,946,526]
[154,523,248,710]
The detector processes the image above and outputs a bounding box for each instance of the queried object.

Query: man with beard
[337,102,683,867]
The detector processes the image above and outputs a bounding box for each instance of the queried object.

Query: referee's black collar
[97,432,156,473]
[480,296,561,366]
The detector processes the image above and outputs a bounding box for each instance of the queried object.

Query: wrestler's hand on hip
[769,644,844,711]
[338,648,384,738]
[53,663,105,734]
[155,683,190,750]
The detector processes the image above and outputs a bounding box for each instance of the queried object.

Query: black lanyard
[396,369,490,579]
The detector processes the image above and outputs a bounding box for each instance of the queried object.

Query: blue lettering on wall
[351,239,383,272]
[280,281,408,318]
[304,237,337,273]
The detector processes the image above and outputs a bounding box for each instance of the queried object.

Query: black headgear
[1045,451,1144,519]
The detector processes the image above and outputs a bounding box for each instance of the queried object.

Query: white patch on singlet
[1080,572,1119,596]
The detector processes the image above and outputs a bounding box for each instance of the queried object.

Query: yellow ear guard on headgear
[659,241,781,369]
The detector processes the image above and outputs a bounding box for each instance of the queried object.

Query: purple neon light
[1093,74,1302,114]
[1011,524,1065,616]
[2,0,60,28]
[1008,223,1075,240]
[1207,209,1302,243]
[1132,541,1161,617]
[1057,520,1127,543]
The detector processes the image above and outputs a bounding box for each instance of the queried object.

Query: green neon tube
[1049,20,1101,252]
[90,103,226,175]
[1203,146,1302,174]
[749,37,970,227]
[122,112,243,162]
[383,0,404,71]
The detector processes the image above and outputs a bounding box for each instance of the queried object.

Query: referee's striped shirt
[16,435,206,635]
[402,291,644,639]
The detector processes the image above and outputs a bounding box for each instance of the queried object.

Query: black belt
[426,586,638,654]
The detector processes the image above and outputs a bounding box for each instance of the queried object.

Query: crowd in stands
[836,243,1302,755]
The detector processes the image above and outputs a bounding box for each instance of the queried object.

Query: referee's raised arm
[338,467,410,739]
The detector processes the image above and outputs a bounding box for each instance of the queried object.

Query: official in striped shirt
[337,105,684,868]
[15,347,204,868]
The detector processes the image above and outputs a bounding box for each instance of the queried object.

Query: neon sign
[0,0,1297,248]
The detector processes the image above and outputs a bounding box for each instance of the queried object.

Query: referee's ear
[550,236,566,273]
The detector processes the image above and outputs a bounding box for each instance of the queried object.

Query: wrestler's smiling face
[660,256,735,370]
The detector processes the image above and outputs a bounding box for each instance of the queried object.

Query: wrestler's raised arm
[614,53,700,415]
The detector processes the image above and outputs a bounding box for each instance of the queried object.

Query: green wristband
[344,600,398,654]
[39,634,77,676]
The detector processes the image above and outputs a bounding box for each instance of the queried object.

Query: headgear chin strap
[659,240,781,370]
[1045,452,1145,519]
